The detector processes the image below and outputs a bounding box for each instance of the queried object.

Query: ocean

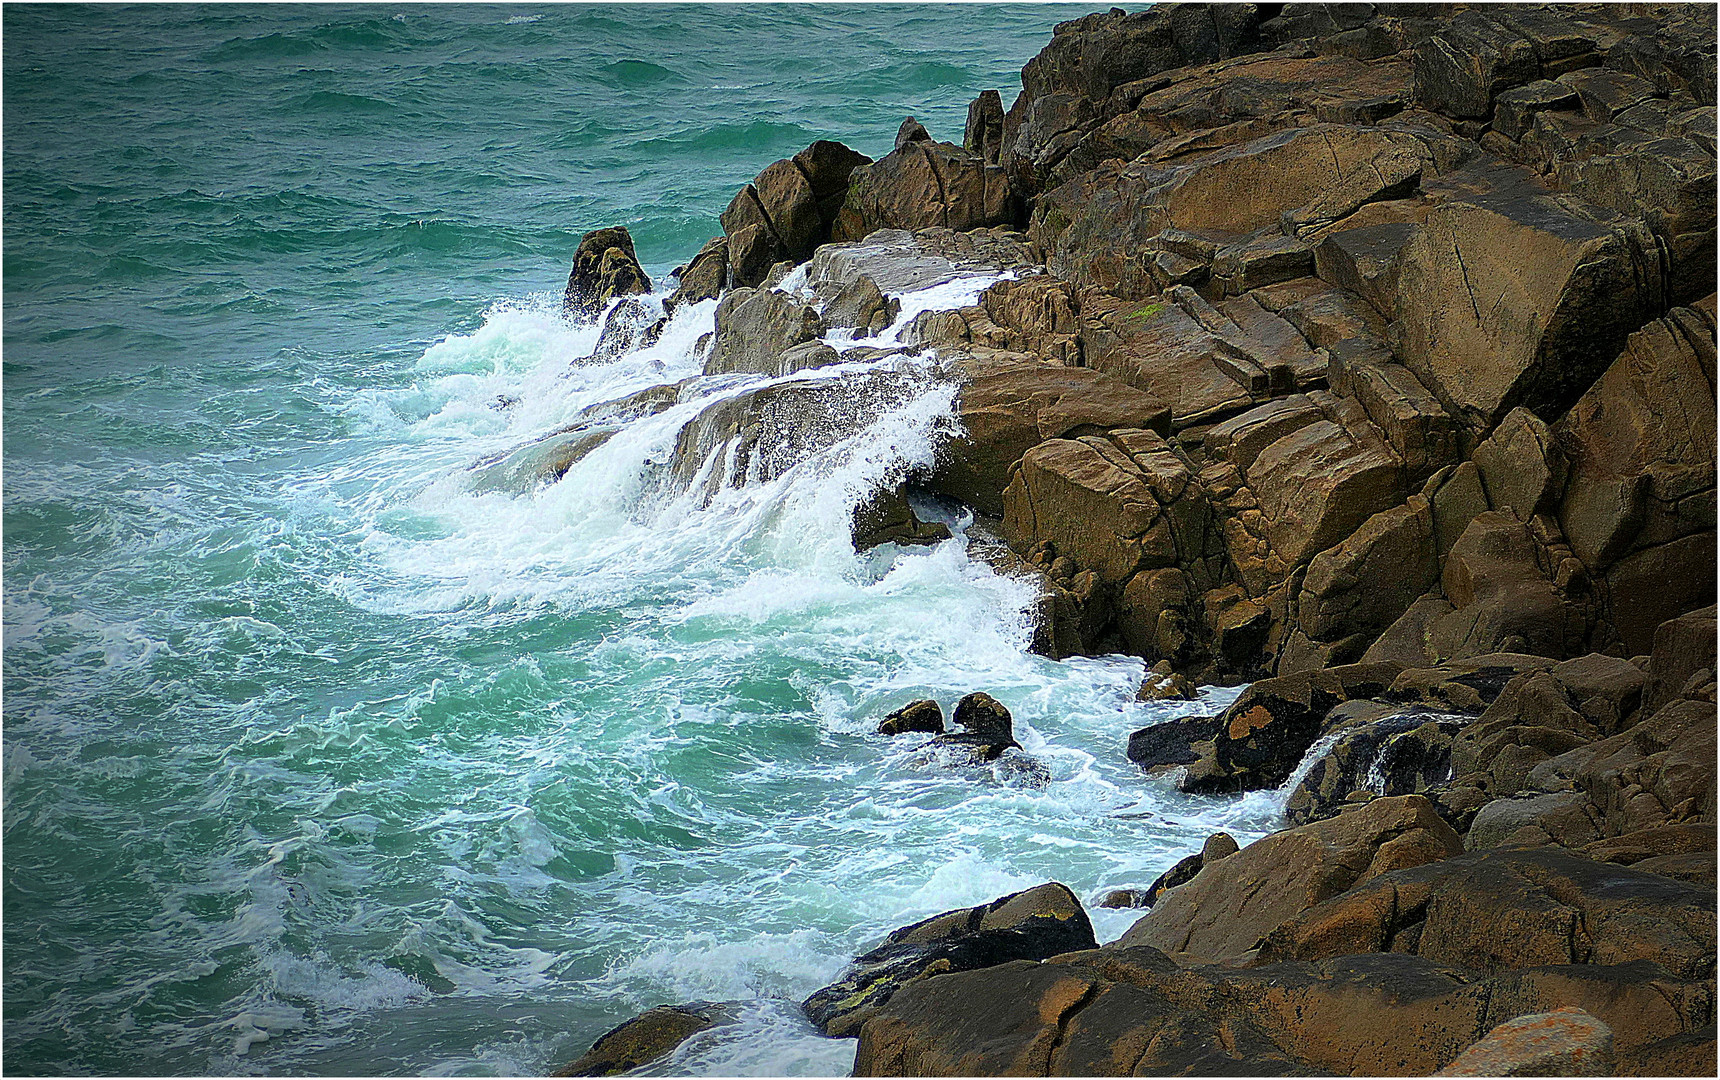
[3,5,1282,1074]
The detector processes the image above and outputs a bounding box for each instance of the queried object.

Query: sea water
[4,6,1282,1075]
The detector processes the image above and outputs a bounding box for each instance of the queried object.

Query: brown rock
[666,235,728,310]
[703,287,823,377]
[1435,1007,1614,1077]
[1394,192,1662,432]
[563,226,651,320]
[1119,795,1461,965]
[832,137,1016,244]
[1245,419,1406,568]
[554,1002,734,1076]
[878,699,944,737]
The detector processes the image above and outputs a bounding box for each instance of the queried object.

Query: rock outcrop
[563,226,651,319]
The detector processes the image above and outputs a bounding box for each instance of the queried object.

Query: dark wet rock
[553,1001,737,1077]
[803,882,1097,1038]
[1284,710,1469,826]
[964,90,1005,165]
[591,297,660,360]
[951,691,1012,742]
[877,699,945,737]
[703,287,824,377]
[465,429,618,496]
[563,226,651,320]
[853,489,952,553]
[1180,662,1402,794]
[1125,714,1220,772]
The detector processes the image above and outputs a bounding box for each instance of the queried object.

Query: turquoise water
[4,5,1278,1075]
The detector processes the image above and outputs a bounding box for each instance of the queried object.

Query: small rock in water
[1099,887,1152,909]
[553,1002,737,1077]
[878,699,944,736]
[952,691,1013,742]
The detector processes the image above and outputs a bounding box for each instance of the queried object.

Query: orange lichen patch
[1228,705,1275,741]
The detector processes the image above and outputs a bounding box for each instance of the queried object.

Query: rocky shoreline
[537,3,1716,1075]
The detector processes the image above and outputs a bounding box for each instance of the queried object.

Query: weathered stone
[563,226,651,319]
[704,287,823,376]
[878,699,945,737]
[1246,419,1406,568]
[1125,713,1220,772]
[1121,796,1462,965]
[804,882,1097,1038]
[1394,193,1662,431]
[1434,513,1580,662]
[1435,1007,1614,1077]
[1494,80,1582,140]
[1300,495,1439,645]
[1413,10,1542,120]
[1260,846,1717,982]
[666,235,728,310]
[554,1002,736,1077]
[964,89,1005,164]
[833,137,1016,243]
[1314,222,1415,316]
[1645,605,1718,715]
[934,357,1169,517]
[1474,407,1567,522]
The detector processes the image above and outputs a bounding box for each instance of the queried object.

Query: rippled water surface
[5,5,1279,1075]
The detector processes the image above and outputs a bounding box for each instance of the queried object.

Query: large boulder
[1259,846,1717,982]
[832,130,1018,243]
[1393,191,1663,432]
[703,286,825,377]
[563,226,651,319]
[803,882,1096,1038]
[1119,795,1462,965]
[932,356,1170,517]
[720,141,871,287]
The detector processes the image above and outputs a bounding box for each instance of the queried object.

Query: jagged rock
[1645,604,1717,715]
[832,132,1016,244]
[964,90,1004,164]
[1297,495,1439,649]
[666,235,728,310]
[877,699,945,736]
[563,226,651,320]
[933,356,1170,517]
[554,1002,736,1077]
[803,882,1096,1038]
[719,142,869,287]
[1412,9,1543,120]
[1393,191,1662,432]
[1259,846,1717,982]
[591,297,659,360]
[1120,795,1462,965]
[1245,418,1406,569]
[1473,407,1567,522]
[1493,80,1581,140]
[703,287,823,376]
[1314,221,1415,316]
[465,428,617,495]
[1553,303,1716,652]
[951,692,1011,742]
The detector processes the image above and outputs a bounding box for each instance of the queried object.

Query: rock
[1181,662,1402,794]
[933,356,1170,517]
[1098,889,1150,910]
[803,882,1097,1038]
[563,226,651,320]
[1141,853,1202,908]
[951,692,1012,742]
[1494,80,1581,140]
[853,489,951,552]
[894,116,930,150]
[1435,1007,1615,1077]
[832,136,1016,243]
[590,297,658,360]
[1284,711,1468,827]
[1412,10,1542,120]
[1474,407,1567,522]
[1297,495,1439,648]
[465,428,617,495]
[666,235,728,309]
[1119,795,1462,966]
[703,287,823,376]
[1393,191,1662,432]
[1202,831,1240,863]
[1645,605,1718,715]
[1125,714,1220,771]
[964,90,1005,164]
[1314,221,1415,315]
[877,699,944,736]
[1553,304,1716,649]
[1136,666,1195,701]
[719,142,870,287]
[1259,846,1717,981]
[1430,512,1581,662]
[554,1002,735,1076]
[1245,419,1406,568]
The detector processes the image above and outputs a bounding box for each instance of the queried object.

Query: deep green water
[5,5,1278,1075]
